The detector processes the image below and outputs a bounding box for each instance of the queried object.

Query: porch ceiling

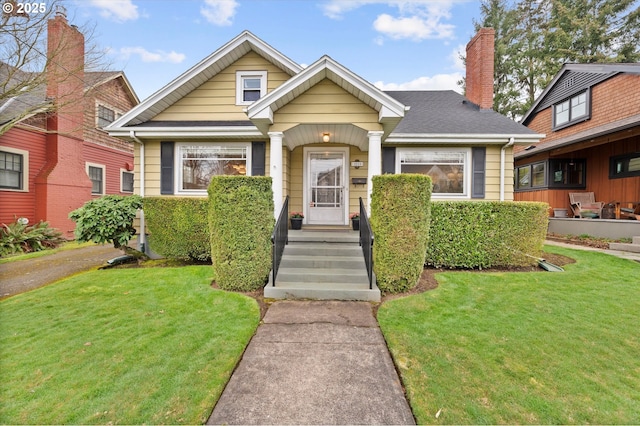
[283,123,369,151]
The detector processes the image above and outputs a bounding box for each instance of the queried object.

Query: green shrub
[69,195,142,250]
[426,201,549,268]
[208,176,274,291]
[0,220,64,257]
[370,174,432,293]
[144,197,210,262]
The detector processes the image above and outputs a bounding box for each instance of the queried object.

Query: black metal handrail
[359,197,374,289]
[271,196,289,286]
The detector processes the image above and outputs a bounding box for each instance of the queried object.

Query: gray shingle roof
[385,90,537,135]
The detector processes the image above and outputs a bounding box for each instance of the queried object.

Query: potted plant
[350,212,360,230]
[290,212,304,230]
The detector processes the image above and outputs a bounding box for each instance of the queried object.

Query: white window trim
[175,142,252,195]
[86,162,106,195]
[0,146,29,192]
[120,168,134,193]
[95,101,123,129]
[396,147,471,199]
[553,89,590,130]
[235,71,267,105]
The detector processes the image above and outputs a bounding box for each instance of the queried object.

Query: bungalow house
[514,63,640,238]
[107,28,542,253]
[0,9,140,238]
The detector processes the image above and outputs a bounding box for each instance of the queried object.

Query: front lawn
[0,266,260,424]
[378,245,640,424]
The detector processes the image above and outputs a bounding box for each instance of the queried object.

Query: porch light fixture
[322,132,330,143]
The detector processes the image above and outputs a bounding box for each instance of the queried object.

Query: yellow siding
[271,79,383,133]
[153,51,292,122]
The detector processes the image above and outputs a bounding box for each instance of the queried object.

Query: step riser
[264,286,380,302]
[280,258,365,269]
[285,246,362,257]
[277,272,370,284]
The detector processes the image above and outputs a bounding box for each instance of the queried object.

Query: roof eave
[385,133,545,144]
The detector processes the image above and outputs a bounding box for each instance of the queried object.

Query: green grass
[378,245,640,424]
[0,266,260,424]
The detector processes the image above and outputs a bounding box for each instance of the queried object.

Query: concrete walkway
[0,244,123,299]
[545,239,640,262]
[207,300,415,425]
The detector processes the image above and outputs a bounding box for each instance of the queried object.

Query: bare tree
[0,0,110,135]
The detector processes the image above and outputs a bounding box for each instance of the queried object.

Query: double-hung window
[236,71,267,105]
[121,170,134,193]
[177,143,249,192]
[97,104,121,128]
[86,163,105,195]
[397,148,470,197]
[553,90,590,130]
[0,150,24,190]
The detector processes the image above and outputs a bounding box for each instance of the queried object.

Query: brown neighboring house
[515,63,640,218]
[0,9,139,238]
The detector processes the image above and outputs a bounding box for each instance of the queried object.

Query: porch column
[269,131,284,218]
[367,131,383,210]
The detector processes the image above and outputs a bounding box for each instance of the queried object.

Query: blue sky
[71,0,483,100]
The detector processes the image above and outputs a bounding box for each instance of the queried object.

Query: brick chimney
[465,28,495,110]
[35,6,92,238]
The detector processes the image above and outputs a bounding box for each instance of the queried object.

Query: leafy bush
[208,176,274,291]
[370,174,432,293]
[426,201,549,268]
[0,220,64,257]
[69,195,142,250]
[144,197,210,261]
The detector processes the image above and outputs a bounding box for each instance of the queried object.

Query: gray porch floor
[265,229,380,302]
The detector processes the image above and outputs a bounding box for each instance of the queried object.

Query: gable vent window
[553,89,590,130]
[236,71,267,105]
[97,105,121,128]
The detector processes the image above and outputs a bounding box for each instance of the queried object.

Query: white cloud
[119,47,186,64]
[374,72,463,92]
[321,0,457,41]
[201,0,239,26]
[449,44,466,71]
[88,0,139,22]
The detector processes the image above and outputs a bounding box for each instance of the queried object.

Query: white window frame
[235,71,267,105]
[553,89,590,130]
[96,102,122,129]
[86,162,106,195]
[0,146,29,192]
[175,142,252,195]
[120,169,134,193]
[396,148,471,199]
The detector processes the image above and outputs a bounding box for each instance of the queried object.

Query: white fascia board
[107,126,263,139]
[385,133,545,144]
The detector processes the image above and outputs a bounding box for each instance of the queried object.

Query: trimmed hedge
[208,176,274,291]
[371,174,432,293]
[144,197,210,261]
[426,201,549,269]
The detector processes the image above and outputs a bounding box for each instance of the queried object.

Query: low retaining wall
[548,218,640,239]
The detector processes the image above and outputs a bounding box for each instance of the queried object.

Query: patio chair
[569,192,604,218]
[620,203,640,220]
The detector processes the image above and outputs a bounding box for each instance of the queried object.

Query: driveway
[0,244,123,299]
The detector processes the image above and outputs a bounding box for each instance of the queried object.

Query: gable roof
[0,64,139,127]
[246,55,407,135]
[110,30,303,128]
[521,63,640,125]
[386,91,542,144]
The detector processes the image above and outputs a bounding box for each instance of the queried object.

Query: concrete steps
[609,236,640,253]
[265,230,380,302]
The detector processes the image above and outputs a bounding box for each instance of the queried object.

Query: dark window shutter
[251,142,266,176]
[160,142,174,194]
[382,147,396,174]
[472,147,486,199]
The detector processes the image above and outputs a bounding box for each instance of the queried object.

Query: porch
[548,217,640,240]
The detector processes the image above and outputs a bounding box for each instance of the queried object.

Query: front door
[305,148,348,225]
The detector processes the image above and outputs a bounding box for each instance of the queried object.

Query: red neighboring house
[0,10,139,238]
[514,63,640,218]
